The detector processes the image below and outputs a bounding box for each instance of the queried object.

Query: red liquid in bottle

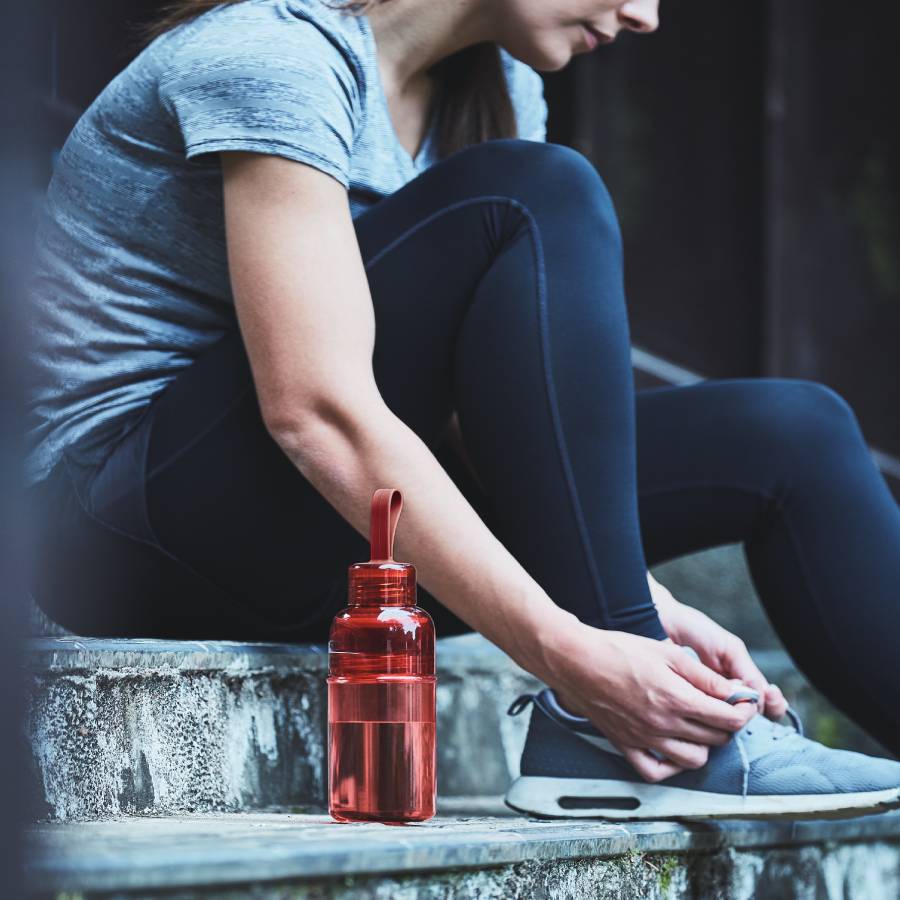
[328,489,436,824]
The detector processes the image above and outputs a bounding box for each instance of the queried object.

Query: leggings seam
[72,383,256,608]
[62,451,230,591]
[363,194,534,272]
[63,384,257,604]
[519,204,613,625]
[143,383,254,560]
[63,451,326,632]
[364,191,616,625]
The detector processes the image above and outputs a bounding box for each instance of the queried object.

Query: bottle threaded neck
[348,561,416,606]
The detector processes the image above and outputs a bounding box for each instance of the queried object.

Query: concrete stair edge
[25,810,900,896]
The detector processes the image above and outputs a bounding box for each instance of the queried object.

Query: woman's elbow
[260,392,371,457]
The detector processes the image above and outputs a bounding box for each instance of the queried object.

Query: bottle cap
[348,488,416,606]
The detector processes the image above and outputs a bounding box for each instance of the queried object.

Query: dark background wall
[545,3,765,379]
[39,0,900,493]
[543,1,900,493]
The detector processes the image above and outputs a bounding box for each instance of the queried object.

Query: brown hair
[139,0,516,159]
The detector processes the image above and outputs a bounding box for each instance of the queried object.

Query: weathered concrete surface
[25,635,541,821]
[26,639,330,822]
[25,811,900,898]
[25,633,891,822]
[433,635,539,798]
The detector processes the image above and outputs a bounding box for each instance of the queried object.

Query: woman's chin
[526,47,575,73]
[502,38,574,73]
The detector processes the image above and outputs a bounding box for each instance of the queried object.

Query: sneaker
[503,687,900,820]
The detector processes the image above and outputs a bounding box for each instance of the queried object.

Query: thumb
[669,648,738,700]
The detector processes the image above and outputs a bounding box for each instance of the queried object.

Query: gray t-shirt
[25,0,547,485]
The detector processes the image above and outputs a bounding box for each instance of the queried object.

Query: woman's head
[495,0,659,71]
[141,0,659,158]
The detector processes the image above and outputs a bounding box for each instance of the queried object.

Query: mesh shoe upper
[514,688,900,797]
[740,717,900,794]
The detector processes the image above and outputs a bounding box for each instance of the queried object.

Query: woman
[26,0,900,819]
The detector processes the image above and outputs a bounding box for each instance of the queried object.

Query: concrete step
[25,810,900,898]
[26,632,890,822]
[25,633,540,821]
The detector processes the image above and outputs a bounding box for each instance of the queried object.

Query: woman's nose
[617,1,659,34]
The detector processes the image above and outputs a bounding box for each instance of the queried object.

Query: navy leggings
[30,140,900,754]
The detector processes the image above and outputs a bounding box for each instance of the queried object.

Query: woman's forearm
[273,401,576,676]
[272,401,759,780]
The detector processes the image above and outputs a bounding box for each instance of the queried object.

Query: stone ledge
[26,634,891,822]
[25,634,540,821]
[25,635,331,673]
[25,811,900,896]
[25,632,526,672]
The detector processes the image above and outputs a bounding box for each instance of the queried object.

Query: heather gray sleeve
[158,18,362,187]
[502,52,548,142]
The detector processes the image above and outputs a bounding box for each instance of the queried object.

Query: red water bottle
[328,488,436,824]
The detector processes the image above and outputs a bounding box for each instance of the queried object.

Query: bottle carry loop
[370,487,402,561]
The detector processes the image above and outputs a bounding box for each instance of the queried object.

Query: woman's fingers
[622,747,684,783]
[653,738,711,769]
[718,639,789,721]
[719,638,771,714]
[677,687,756,733]
[668,651,758,729]
[765,683,789,719]
[663,718,735,747]
[668,647,738,701]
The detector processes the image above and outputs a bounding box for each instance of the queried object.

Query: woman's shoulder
[150,0,371,183]
[155,0,370,92]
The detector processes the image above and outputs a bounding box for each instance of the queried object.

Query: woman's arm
[221,150,558,668]
[221,151,754,780]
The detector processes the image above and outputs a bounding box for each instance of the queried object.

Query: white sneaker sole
[505,776,900,821]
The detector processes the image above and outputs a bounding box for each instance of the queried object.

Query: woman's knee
[450,140,619,233]
[730,378,862,458]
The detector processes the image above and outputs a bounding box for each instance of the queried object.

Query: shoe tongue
[737,710,803,759]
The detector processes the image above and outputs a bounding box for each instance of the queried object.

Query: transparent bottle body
[328,595,436,824]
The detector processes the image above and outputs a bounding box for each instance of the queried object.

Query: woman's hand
[541,620,757,783]
[647,572,788,720]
